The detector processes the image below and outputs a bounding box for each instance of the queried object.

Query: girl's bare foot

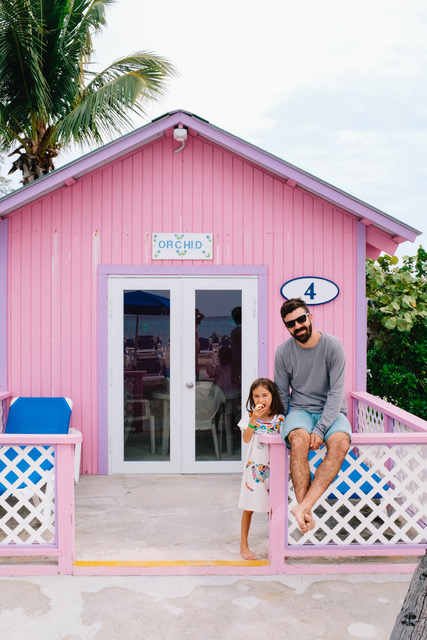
[240,545,257,560]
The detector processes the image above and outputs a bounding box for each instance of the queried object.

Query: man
[274,297,351,534]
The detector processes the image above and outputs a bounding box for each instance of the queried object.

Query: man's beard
[293,321,312,344]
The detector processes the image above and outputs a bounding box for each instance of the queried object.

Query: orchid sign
[152,233,213,260]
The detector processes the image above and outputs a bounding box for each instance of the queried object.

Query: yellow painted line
[74,559,269,567]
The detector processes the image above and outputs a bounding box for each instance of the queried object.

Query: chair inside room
[195,382,225,460]
[124,389,156,452]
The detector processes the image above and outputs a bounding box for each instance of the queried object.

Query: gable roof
[0,110,420,244]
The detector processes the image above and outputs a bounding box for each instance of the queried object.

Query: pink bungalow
[0,110,426,575]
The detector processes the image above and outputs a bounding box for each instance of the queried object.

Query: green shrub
[366,247,427,420]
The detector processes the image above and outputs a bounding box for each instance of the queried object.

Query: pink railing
[263,392,427,574]
[352,391,427,435]
[0,396,82,575]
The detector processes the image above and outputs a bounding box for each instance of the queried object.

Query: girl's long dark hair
[246,377,284,415]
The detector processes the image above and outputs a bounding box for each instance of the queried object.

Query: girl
[238,377,284,560]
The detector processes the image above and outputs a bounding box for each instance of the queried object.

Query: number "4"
[304,282,316,300]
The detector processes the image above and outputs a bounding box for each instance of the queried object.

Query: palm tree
[0,0,176,184]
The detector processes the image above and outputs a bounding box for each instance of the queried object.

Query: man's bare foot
[240,545,257,560]
[304,512,316,531]
[291,504,316,534]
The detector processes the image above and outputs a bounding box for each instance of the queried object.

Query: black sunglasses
[284,312,310,329]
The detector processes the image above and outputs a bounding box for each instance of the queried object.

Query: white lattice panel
[357,403,385,433]
[393,421,418,434]
[357,402,418,435]
[0,445,56,545]
[288,444,427,547]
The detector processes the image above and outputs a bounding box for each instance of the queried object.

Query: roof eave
[0,110,421,244]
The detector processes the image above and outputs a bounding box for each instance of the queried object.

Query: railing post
[268,438,287,574]
[0,392,12,433]
[55,442,77,575]
[353,397,359,432]
[384,414,393,433]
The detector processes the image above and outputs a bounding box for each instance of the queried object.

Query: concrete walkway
[74,473,264,562]
[0,573,410,639]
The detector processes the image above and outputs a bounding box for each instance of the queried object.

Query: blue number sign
[280,277,339,306]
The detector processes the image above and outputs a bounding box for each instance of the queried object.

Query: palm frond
[0,0,51,124]
[53,71,160,146]
[86,52,177,98]
[39,0,113,119]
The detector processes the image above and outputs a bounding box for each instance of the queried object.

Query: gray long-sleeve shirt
[274,333,348,440]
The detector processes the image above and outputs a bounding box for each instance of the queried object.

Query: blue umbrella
[124,290,170,316]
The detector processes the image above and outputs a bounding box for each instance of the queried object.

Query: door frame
[98,265,268,475]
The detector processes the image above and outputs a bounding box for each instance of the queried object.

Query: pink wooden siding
[7,132,357,474]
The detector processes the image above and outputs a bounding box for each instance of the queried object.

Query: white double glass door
[108,276,258,473]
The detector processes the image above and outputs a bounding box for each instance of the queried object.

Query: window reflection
[123,290,170,461]
[195,291,242,461]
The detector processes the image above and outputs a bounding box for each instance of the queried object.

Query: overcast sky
[5,0,426,259]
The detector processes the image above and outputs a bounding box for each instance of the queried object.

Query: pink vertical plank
[341,213,355,347]
[20,208,33,393]
[60,189,73,397]
[156,137,168,226]
[70,183,84,460]
[193,137,208,265]
[80,178,94,469]
[292,189,304,276]
[51,192,65,396]
[181,134,193,241]
[231,157,243,266]
[121,156,133,263]
[321,202,335,337]
[190,137,204,265]
[282,183,295,277]
[212,147,223,264]
[101,165,113,265]
[40,200,52,394]
[29,202,42,395]
[263,174,274,367]
[202,142,214,235]
[131,152,143,265]
[331,208,344,340]
[90,171,104,470]
[252,169,264,266]
[222,152,233,265]
[302,193,314,276]
[170,135,183,265]
[152,142,165,258]
[9,214,22,393]
[111,161,123,264]
[142,146,154,264]
[242,163,254,266]
[311,198,324,328]
[273,184,286,367]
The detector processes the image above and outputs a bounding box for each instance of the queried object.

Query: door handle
[186,382,194,389]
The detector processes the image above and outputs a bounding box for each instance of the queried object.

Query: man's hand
[309,433,323,450]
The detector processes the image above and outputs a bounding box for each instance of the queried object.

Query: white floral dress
[238,413,284,513]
